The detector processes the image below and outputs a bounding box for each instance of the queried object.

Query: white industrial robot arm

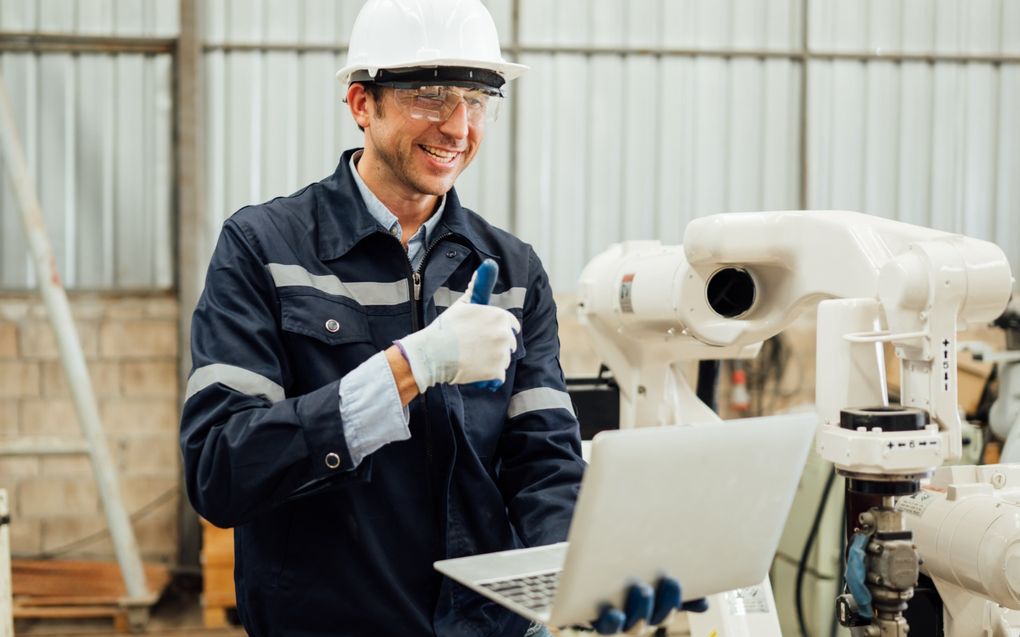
[577,210,1016,637]
[579,210,1011,460]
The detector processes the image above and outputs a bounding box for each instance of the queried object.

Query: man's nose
[438,101,470,138]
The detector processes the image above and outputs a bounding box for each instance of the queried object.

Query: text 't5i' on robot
[576,211,1018,637]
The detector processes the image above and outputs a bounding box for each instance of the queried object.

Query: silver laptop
[434,413,817,628]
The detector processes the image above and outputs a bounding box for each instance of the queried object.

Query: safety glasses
[389,84,502,125]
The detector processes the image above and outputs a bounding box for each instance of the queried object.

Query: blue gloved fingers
[680,597,709,613]
[622,582,655,632]
[649,577,682,625]
[469,259,499,305]
[468,259,503,392]
[593,604,626,635]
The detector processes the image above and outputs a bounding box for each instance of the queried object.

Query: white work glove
[396,276,521,393]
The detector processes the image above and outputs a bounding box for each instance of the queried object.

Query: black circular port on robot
[706,267,756,318]
[840,406,929,432]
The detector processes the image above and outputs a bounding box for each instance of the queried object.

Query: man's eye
[465,97,484,109]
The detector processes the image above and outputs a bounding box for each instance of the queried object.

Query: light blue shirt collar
[349,150,446,268]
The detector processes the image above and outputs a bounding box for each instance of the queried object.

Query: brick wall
[0,293,180,564]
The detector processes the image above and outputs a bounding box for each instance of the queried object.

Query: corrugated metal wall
[806,0,1020,265]
[515,0,803,289]
[0,0,177,289]
[198,0,1020,292]
[1,0,1018,293]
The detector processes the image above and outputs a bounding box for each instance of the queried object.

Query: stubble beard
[376,138,456,197]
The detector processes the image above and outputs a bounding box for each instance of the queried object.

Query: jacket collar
[316,148,493,261]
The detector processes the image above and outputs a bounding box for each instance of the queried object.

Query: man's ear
[347,83,372,130]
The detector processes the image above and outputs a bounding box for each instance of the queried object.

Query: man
[181,1,696,635]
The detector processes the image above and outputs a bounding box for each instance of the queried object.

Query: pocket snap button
[325,319,340,333]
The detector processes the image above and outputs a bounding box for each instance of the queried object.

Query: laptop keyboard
[479,570,562,613]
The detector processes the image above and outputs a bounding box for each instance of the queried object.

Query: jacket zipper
[412,232,455,532]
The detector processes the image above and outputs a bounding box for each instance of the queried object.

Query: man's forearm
[385,345,420,406]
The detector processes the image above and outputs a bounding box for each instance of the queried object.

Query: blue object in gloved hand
[845,532,874,619]
[469,259,502,391]
[592,577,708,634]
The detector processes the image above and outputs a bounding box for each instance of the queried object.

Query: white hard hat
[336,0,528,89]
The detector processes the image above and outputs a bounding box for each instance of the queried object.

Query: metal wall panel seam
[37,54,68,282]
[952,66,966,235]
[651,55,663,240]
[0,32,176,53]
[250,53,263,204]
[995,68,1020,273]
[102,55,114,286]
[654,57,685,244]
[196,40,1020,65]
[204,51,224,263]
[507,0,520,234]
[153,54,172,288]
[64,54,76,286]
[798,0,808,208]
[25,53,36,287]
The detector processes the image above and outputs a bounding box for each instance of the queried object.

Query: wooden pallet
[13,602,131,632]
[201,519,237,628]
[12,559,169,633]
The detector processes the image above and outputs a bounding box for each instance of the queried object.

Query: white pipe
[0,74,150,605]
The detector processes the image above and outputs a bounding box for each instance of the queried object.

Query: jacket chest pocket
[279,294,377,381]
[280,294,372,344]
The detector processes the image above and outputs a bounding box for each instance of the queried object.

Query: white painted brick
[0,457,40,477]
[0,400,18,438]
[145,298,179,319]
[67,298,106,321]
[18,476,99,517]
[103,301,149,320]
[101,399,179,436]
[0,362,40,398]
[115,434,180,475]
[0,301,30,323]
[41,360,121,398]
[100,320,177,358]
[135,507,178,561]
[8,516,42,557]
[120,361,178,398]
[19,320,100,359]
[0,322,16,358]
[41,514,113,557]
[40,456,93,476]
[20,399,81,437]
[118,475,179,512]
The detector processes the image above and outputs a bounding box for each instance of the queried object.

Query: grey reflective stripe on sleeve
[268,263,409,306]
[185,364,286,404]
[507,388,575,419]
[434,286,527,310]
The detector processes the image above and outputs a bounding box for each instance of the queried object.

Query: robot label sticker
[895,490,937,517]
[619,273,635,313]
[724,584,770,615]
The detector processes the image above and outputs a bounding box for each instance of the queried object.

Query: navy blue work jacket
[181,149,586,637]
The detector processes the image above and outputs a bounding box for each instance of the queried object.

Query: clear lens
[393,85,501,125]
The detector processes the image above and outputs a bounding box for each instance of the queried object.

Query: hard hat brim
[336,58,529,88]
